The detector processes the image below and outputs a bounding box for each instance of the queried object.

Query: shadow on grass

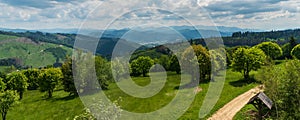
[174,78,211,90]
[55,95,78,101]
[229,76,258,87]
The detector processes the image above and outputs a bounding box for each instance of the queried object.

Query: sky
[0,0,299,31]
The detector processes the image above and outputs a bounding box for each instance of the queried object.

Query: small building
[248,92,273,119]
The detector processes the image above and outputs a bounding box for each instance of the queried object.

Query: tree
[130,60,142,77]
[111,57,127,81]
[182,45,211,82]
[169,55,181,74]
[130,56,154,77]
[61,57,77,96]
[257,60,300,119]
[73,52,100,94]
[95,56,112,90]
[281,43,293,59]
[38,68,62,98]
[291,44,300,59]
[231,47,266,80]
[254,42,282,59]
[6,72,28,100]
[290,36,297,48]
[157,55,170,71]
[0,90,19,120]
[22,69,40,90]
[0,78,5,91]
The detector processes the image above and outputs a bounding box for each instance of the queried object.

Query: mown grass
[7,90,84,120]
[6,70,258,120]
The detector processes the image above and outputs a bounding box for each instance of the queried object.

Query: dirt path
[208,86,262,120]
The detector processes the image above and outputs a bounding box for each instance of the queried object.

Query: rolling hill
[0,34,72,70]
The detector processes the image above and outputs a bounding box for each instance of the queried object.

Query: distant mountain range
[0,25,262,45]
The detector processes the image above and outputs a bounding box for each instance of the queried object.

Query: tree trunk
[2,112,6,120]
[142,71,146,77]
[48,90,52,98]
[19,91,23,100]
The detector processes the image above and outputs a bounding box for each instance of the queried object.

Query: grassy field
[0,35,72,69]
[0,34,19,41]
[6,69,259,120]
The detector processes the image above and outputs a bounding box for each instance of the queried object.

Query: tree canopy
[130,56,154,77]
[22,69,40,90]
[6,72,28,100]
[254,42,282,59]
[61,57,77,96]
[291,44,300,59]
[182,45,210,82]
[38,68,63,98]
[231,47,266,80]
[0,90,19,120]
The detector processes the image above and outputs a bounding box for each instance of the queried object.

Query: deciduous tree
[130,56,154,77]
[254,42,282,59]
[22,69,40,90]
[231,47,266,80]
[291,44,300,59]
[38,68,62,98]
[0,90,19,120]
[6,72,28,100]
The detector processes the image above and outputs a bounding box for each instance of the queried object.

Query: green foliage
[226,46,250,67]
[231,47,266,80]
[169,55,181,74]
[254,42,282,59]
[281,43,293,59]
[130,56,154,77]
[210,49,227,72]
[0,90,19,120]
[291,44,300,59]
[61,57,77,95]
[182,45,211,81]
[73,52,99,94]
[157,55,170,71]
[22,69,40,90]
[6,72,28,100]
[256,60,300,119]
[95,56,112,90]
[38,68,63,98]
[111,57,127,82]
[0,78,5,91]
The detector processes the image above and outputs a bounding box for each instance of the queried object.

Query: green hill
[0,34,72,70]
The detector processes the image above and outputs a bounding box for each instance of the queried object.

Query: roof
[248,92,273,109]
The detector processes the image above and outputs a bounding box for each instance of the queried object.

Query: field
[0,34,19,41]
[0,34,72,70]
[6,69,259,119]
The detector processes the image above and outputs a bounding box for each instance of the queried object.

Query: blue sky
[0,0,299,30]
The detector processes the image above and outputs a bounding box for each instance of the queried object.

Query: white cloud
[0,0,299,30]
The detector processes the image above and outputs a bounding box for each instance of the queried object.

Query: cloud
[0,0,299,30]
[0,0,79,9]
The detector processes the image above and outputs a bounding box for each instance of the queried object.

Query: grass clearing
[6,69,259,119]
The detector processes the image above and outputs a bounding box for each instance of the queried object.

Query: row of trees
[129,41,286,82]
[129,45,226,84]
[0,68,62,120]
